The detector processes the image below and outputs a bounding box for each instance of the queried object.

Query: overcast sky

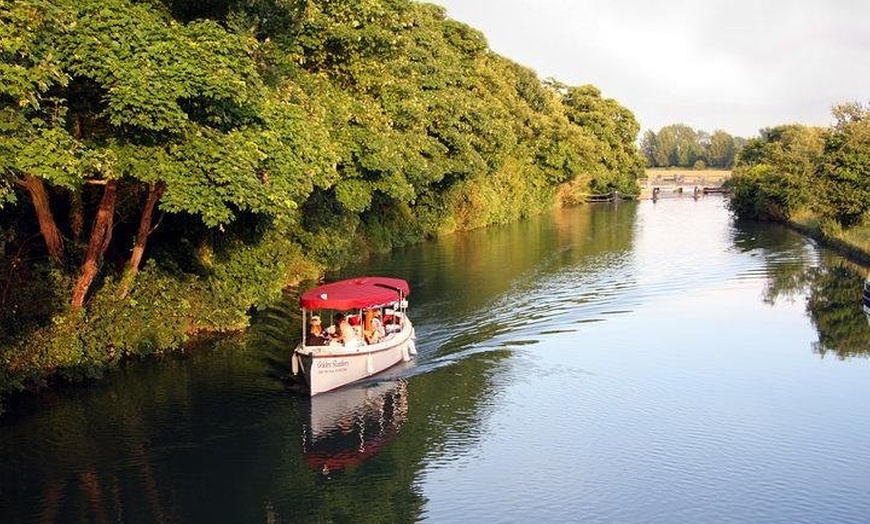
[432,0,870,138]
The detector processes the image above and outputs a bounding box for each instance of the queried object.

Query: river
[2,196,869,523]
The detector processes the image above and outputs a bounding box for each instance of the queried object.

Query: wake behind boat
[291,277,416,395]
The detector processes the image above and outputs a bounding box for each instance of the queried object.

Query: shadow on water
[247,289,302,382]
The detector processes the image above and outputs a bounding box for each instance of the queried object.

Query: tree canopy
[0,0,644,396]
[727,103,870,231]
[640,124,747,169]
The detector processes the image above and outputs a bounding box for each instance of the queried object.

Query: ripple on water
[5,198,870,524]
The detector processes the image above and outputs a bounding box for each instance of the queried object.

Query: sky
[432,0,870,138]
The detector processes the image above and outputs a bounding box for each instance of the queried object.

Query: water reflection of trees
[0,350,212,523]
[340,203,638,318]
[766,260,870,359]
[248,287,514,523]
[0,338,425,523]
[805,262,870,359]
[761,251,870,360]
[733,219,870,358]
[730,218,818,305]
[0,204,638,523]
[275,204,641,522]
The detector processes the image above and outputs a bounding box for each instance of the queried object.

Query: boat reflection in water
[300,380,408,474]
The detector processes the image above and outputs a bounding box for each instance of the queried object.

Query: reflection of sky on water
[4,197,868,523]
[419,198,870,524]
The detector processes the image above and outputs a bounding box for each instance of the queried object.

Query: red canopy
[299,277,410,310]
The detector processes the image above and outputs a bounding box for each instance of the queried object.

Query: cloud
[434,0,870,137]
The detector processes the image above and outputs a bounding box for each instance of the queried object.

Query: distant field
[642,168,731,186]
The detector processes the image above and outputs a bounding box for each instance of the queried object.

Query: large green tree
[0,0,645,397]
[728,124,824,220]
[816,102,870,227]
[708,130,737,168]
[640,124,742,169]
[0,0,335,308]
[558,84,644,194]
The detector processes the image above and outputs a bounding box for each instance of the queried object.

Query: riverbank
[786,215,870,265]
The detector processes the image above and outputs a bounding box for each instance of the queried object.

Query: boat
[291,276,416,395]
[864,275,870,316]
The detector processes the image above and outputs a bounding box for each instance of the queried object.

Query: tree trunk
[118,182,164,299]
[70,190,84,244]
[21,174,64,264]
[71,180,118,309]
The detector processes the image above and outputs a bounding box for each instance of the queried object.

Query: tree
[0,0,335,308]
[0,0,651,392]
[642,124,743,169]
[816,102,870,227]
[729,124,824,220]
[658,124,703,167]
[560,85,644,194]
[707,130,736,168]
[640,129,659,167]
[0,0,77,263]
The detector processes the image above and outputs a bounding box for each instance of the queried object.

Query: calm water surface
[2,197,869,523]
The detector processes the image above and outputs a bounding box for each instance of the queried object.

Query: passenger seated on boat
[331,312,363,347]
[373,308,386,340]
[347,313,364,339]
[305,315,330,346]
[363,308,385,344]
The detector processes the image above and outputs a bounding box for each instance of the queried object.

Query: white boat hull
[293,320,415,395]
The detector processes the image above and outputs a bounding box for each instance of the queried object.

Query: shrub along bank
[0,0,645,409]
[726,103,870,263]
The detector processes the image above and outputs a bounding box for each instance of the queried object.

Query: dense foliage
[727,103,870,238]
[640,124,747,169]
[0,0,644,400]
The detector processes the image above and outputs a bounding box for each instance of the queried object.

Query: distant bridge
[639,172,730,200]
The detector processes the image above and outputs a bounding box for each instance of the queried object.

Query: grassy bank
[788,211,870,265]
